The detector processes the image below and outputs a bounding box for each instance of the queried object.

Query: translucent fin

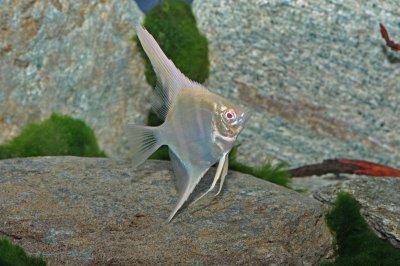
[167,149,210,222]
[125,125,163,168]
[191,154,227,205]
[136,26,205,120]
[216,155,229,196]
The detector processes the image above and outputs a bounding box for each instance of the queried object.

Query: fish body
[127,26,250,221]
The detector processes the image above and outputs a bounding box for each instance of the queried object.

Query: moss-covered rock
[0,113,106,159]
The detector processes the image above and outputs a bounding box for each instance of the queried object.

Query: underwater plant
[229,145,291,188]
[0,238,46,266]
[136,0,209,87]
[0,113,106,159]
[324,192,400,265]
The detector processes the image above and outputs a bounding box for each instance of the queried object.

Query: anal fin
[167,149,210,222]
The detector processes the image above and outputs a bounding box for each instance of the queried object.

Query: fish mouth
[231,109,251,136]
[239,109,251,127]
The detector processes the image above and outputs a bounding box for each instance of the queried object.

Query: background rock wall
[193,0,400,167]
[0,0,149,158]
[1,0,400,168]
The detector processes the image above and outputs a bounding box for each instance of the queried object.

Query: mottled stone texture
[314,176,400,248]
[193,0,400,168]
[0,157,333,265]
[0,1,150,158]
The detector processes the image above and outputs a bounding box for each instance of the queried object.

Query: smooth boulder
[0,157,333,265]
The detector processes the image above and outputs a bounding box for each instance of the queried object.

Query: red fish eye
[224,110,235,120]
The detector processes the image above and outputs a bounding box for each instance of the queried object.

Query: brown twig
[288,158,400,178]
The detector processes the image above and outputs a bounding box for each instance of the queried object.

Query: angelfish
[127,26,250,222]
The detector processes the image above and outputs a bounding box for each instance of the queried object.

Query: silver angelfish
[127,26,250,222]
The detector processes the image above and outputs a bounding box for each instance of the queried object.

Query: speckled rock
[0,1,150,158]
[0,157,333,265]
[291,174,351,195]
[313,176,400,248]
[193,0,400,168]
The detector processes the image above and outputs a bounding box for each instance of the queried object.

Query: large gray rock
[313,176,400,248]
[0,157,333,265]
[193,0,400,168]
[0,1,150,158]
[291,174,350,195]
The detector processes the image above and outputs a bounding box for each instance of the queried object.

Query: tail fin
[125,125,163,168]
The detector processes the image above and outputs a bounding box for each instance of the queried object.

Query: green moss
[149,146,170,161]
[136,0,209,87]
[0,113,106,159]
[229,145,291,187]
[146,109,163,127]
[0,238,46,266]
[324,192,400,265]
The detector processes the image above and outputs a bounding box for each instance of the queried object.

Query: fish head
[211,94,251,144]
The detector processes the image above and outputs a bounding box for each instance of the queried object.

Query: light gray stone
[0,0,151,158]
[193,0,400,168]
[0,157,333,265]
[291,174,352,195]
[313,176,400,248]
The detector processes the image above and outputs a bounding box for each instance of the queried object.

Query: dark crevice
[0,230,22,240]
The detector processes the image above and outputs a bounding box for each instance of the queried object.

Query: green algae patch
[0,113,106,159]
[229,145,291,188]
[0,238,46,266]
[324,192,400,265]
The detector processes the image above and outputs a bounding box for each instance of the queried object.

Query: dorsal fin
[136,26,205,120]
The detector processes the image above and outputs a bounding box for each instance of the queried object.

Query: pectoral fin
[191,153,227,204]
[216,155,229,196]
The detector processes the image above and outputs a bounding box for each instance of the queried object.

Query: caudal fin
[125,125,163,168]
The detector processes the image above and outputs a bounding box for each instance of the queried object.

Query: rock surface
[3,1,400,169]
[0,1,150,158]
[313,176,400,248]
[193,0,400,168]
[0,157,333,265]
[291,174,350,195]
